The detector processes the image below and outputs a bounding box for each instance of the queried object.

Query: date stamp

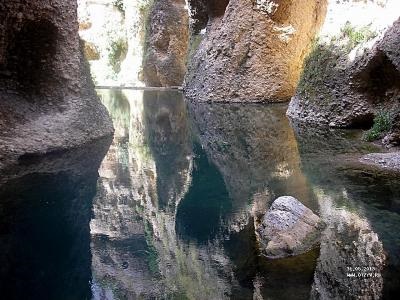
[346,266,381,278]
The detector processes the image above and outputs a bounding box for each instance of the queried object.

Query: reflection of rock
[185,0,327,102]
[312,192,386,300]
[188,102,316,231]
[292,124,400,297]
[91,90,235,299]
[0,139,110,299]
[143,0,189,86]
[256,196,324,259]
[0,0,113,170]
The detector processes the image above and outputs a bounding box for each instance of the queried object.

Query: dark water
[0,90,399,299]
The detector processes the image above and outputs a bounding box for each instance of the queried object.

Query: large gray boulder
[256,196,324,259]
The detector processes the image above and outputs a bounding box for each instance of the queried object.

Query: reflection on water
[0,138,111,300]
[91,90,400,299]
[0,90,399,299]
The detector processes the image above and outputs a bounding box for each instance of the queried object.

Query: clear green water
[0,90,399,299]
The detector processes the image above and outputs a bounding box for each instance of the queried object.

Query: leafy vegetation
[113,0,125,13]
[363,110,393,142]
[297,23,377,101]
[297,39,339,101]
[107,38,128,73]
[340,22,377,50]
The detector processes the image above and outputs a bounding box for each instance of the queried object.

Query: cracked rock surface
[185,0,327,102]
[256,196,324,259]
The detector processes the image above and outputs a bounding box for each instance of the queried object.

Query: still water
[0,90,399,299]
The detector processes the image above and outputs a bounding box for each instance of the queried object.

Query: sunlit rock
[143,0,189,86]
[185,0,327,102]
[78,0,189,87]
[78,0,151,86]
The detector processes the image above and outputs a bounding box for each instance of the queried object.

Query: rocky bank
[0,0,113,170]
[288,0,400,146]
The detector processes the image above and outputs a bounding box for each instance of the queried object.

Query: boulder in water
[256,196,324,259]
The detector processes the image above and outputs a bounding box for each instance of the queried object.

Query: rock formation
[0,0,113,170]
[312,192,386,300]
[143,0,189,86]
[78,0,189,87]
[287,1,400,145]
[78,0,152,86]
[185,0,327,102]
[256,196,324,259]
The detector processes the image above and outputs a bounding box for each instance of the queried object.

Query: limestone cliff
[185,0,327,102]
[143,0,189,86]
[78,0,189,87]
[78,0,152,86]
[287,0,400,145]
[0,0,113,170]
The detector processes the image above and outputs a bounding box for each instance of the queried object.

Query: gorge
[0,0,399,299]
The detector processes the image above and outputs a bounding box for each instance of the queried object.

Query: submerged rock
[256,196,324,259]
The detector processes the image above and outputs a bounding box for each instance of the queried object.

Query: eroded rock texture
[143,0,189,87]
[288,2,400,145]
[185,0,327,102]
[0,0,113,170]
[256,196,324,259]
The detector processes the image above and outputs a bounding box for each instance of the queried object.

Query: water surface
[0,90,399,299]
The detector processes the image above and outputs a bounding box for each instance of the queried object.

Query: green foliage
[297,39,339,101]
[107,38,128,73]
[363,110,393,142]
[340,22,377,50]
[297,23,377,101]
[113,0,125,13]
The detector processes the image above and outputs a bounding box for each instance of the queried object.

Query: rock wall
[0,0,113,170]
[185,0,327,102]
[78,0,152,86]
[287,0,400,145]
[78,0,189,87]
[143,0,189,87]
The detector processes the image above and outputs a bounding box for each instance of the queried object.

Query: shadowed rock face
[288,10,400,145]
[185,0,327,102]
[0,138,111,300]
[0,0,113,170]
[143,0,189,87]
